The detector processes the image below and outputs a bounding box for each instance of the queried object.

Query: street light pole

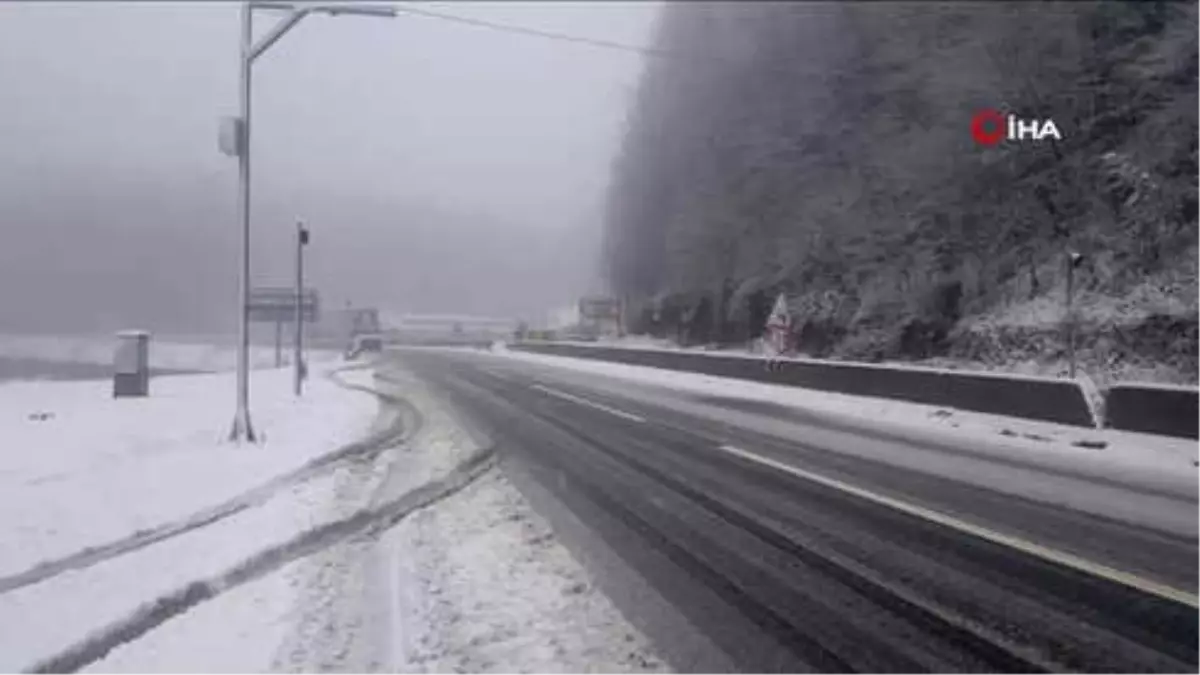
[226,0,396,442]
[230,0,256,442]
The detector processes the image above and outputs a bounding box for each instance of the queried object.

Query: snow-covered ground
[0,357,666,673]
[0,365,382,671]
[372,367,666,673]
[91,364,666,673]
[0,367,378,576]
[490,344,1199,472]
[386,470,668,673]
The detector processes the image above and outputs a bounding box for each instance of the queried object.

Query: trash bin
[113,330,150,398]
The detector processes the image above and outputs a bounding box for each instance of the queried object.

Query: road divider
[511,343,1099,429]
[1105,382,1199,439]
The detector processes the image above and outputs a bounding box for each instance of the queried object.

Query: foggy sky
[0,1,658,334]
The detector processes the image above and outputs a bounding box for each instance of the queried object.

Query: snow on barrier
[511,342,1098,428]
[1105,382,1199,439]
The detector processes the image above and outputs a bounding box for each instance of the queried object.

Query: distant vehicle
[345,333,384,359]
[357,334,384,352]
[560,323,600,342]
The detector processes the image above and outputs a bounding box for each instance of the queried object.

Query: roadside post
[295,220,310,396]
[1065,251,1085,379]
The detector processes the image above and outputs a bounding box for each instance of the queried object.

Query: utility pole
[222,1,396,441]
[295,220,309,397]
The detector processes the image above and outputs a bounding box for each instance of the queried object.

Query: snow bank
[0,365,378,577]
[372,366,667,673]
[385,471,668,674]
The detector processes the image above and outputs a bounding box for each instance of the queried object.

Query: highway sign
[579,296,620,320]
[249,287,319,323]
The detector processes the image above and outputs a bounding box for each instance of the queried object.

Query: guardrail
[511,342,1099,428]
[1105,383,1199,439]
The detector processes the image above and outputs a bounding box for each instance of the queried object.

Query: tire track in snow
[0,368,415,596]
[25,435,497,674]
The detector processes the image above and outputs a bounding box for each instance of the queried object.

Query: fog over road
[0,2,658,334]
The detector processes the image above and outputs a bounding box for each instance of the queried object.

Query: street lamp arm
[314,5,397,18]
[249,8,311,63]
[248,1,297,11]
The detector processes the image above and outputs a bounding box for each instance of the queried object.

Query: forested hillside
[603,1,1198,383]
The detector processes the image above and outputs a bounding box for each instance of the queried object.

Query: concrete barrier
[511,342,1098,428]
[387,338,494,350]
[1105,383,1199,439]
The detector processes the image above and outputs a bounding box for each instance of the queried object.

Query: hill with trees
[602,0,1198,384]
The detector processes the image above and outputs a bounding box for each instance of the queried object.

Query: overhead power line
[390,5,810,79]
[392,4,671,59]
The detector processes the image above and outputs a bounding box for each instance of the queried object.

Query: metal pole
[1066,254,1076,379]
[274,320,282,367]
[294,220,305,396]
[230,1,257,442]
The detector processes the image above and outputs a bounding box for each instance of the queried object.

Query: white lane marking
[717,444,1199,608]
[532,384,646,423]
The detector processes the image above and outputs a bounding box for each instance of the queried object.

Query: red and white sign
[971,109,1062,146]
[764,293,791,356]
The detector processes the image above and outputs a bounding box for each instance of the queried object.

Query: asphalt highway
[384,347,1198,673]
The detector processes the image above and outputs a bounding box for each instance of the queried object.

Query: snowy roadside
[0,364,387,672]
[5,470,345,672]
[0,365,379,576]
[56,362,666,673]
[488,345,1198,471]
[384,470,668,674]
[83,424,402,674]
[373,365,667,674]
[264,364,667,673]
